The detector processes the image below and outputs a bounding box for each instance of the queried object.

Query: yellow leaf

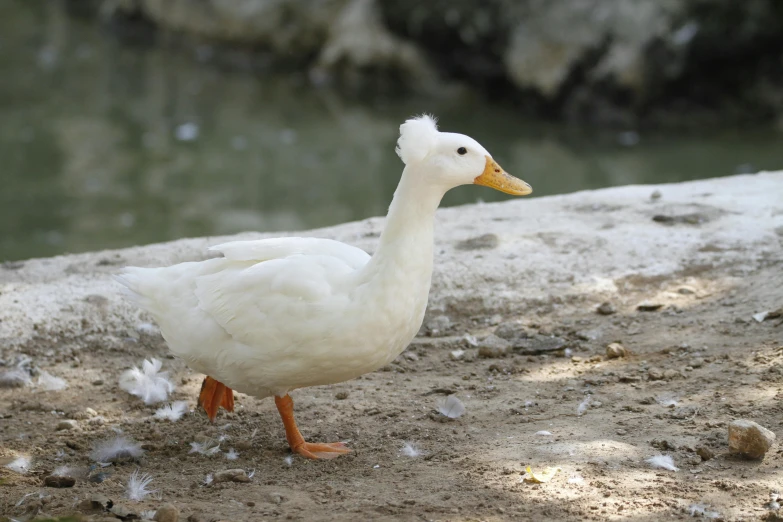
[524,465,561,483]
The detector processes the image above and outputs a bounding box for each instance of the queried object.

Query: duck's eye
[457,147,467,155]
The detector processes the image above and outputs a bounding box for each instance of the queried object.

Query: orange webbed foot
[275,394,351,460]
[292,441,351,460]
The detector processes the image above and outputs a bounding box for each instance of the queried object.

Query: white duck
[116,115,531,459]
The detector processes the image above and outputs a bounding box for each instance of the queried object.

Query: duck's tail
[113,267,162,316]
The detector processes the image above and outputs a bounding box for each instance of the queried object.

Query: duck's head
[396,115,532,196]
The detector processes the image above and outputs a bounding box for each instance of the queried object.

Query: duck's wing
[193,238,369,349]
[210,237,370,269]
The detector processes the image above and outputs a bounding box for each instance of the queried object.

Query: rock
[494,322,524,340]
[56,419,78,430]
[77,494,111,514]
[111,504,139,519]
[213,469,251,483]
[728,419,776,459]
[677,286,696,295]
[688,357,705,368]
[647,367,664,380]
[425,315,451,336]
[85,407,98,416]
[455,233,499,250]
[696,446,714,461]
[477,335,511,358]
[605,342,628,359]
[637,301,664,312]
[266,492,285,504]
[663,369,682,380]
[154,503,180,522]
[43,475,76,487]
[596,302,617,315]
[335,391,349,400]
[513,335,567,355]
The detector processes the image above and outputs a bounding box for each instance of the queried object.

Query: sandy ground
[1,259,782,521]
[1,172,782,521]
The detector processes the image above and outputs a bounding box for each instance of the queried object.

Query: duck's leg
[274,394,351,459]
[198,376,234,423]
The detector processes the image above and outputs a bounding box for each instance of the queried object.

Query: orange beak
[473,156,532,196]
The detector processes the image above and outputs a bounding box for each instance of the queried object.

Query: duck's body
[116,116,531,458]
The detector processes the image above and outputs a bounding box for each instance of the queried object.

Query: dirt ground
[1,260,782,522]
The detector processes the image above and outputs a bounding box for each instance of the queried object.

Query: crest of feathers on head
[396,114,438,165]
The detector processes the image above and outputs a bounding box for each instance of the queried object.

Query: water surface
[2,2,782,261]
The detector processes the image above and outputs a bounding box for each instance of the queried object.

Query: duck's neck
[360,166,445,281]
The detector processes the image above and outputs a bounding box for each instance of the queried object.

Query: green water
[2,2,782,262]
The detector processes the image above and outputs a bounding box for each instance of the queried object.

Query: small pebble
[335,391,348,400]
[213,469,250,483]
[637,302,664,312]
[728,419,776,459]
[606,343,628,359]
[91,379,104,386]
[56,420,78,431]
[647,368,664,380]
[696,446,714,461]
[44,475,76,488]
[477,335,511,358]
[596,302,616,315]
[688,358,705,368]
[153,503,180,522]
[677,286,696,295]
[266,492,285,504]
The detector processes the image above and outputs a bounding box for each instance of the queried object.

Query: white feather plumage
[645,454,678,471]
[119,358,174,405]
[126,469,155,501]
[154,401,189,421]
[90,436,144,462]
[395,114,438,165]
[36,371,68,391]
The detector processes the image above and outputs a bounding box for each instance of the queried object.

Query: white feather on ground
[126,469,156,501]
[535,430,553,436]
[203,473,214,486]
[645,454,678,471]
[4,456,31,473]
[52,465,74,477]
[400,442,424,457]
[0,357,33,388]
[284,455,293,466]
[689,503,720,518]
[189,440,221,456]
[36,371,68,391]
[436,395,465,419]
[655,393,679,407]
[90,436,144,462]
[119,358,174,405]
[0,367,31,388]
[577,395,593,416]
[154,401,189,421]
[225,448,240,460]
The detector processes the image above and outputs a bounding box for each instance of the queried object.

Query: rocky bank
[96,0,783,125]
